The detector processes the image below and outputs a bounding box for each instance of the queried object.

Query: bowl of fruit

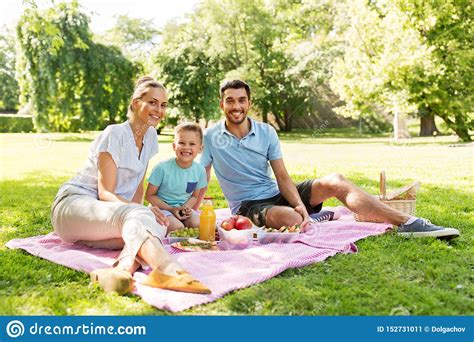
[218,215,258,250]
[164,227,199,244]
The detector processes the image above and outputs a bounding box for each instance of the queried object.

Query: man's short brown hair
[220,79,251,100]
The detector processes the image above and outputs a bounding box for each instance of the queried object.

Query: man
[198,79,459,239]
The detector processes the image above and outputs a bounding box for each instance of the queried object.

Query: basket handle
[380,171,387,200]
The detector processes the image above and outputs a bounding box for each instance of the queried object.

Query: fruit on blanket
[264,224,301,233]
[168,227,199,237]
[235,216,253,230]
[221,217,236,231]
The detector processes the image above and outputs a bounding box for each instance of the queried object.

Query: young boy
[146,123,207,232]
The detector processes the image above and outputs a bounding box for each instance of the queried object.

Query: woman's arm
[97,152,130,203]
[131,164,148,204]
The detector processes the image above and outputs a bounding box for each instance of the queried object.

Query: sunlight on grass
[0,131,472,315]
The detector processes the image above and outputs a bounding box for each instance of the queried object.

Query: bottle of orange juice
[199,197,216,242]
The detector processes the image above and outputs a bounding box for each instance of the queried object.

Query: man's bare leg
[265,206,303,228]
[308,173,409,225]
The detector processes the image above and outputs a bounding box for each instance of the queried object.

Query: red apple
[235,216,253,230]
[221,218,235,231]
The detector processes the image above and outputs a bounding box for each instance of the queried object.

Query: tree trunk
[392,109,410,140]
[437,113,472,142]
[450,121,472,142]
[419,114,439,136]
[452,127,472,142]
[262,110,268,123]
[272,113,284,131]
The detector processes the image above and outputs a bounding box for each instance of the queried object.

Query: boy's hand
[172,207,191,220]
[181,206,193,219]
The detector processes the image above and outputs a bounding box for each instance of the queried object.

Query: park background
[0,0,472,315]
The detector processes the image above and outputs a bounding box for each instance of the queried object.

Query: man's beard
[227,112,247,125]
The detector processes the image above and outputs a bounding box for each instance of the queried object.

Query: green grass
[0,129,473,315]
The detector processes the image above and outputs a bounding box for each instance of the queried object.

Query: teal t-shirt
[148,158,207,207]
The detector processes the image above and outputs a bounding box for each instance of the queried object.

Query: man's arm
[193,165,212,210]
[270,158,310,228]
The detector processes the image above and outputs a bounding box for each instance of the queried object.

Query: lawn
[0,129,473,315]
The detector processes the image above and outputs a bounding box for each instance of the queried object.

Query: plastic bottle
[199,197,216,242]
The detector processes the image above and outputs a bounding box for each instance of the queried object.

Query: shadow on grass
[278,128,389,140]
[52,133,175,144]
[53,136,95,142]
[277,128,463,146]
[0,172,472,315]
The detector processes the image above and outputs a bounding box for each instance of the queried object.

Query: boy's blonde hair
[174,122,203,143]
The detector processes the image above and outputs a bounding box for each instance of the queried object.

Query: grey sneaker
[398,218,460,239]
[310,210,335,222]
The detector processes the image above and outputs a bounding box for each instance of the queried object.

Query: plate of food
[164,227,199,244]
[171,238,218,252]
[257,224,302,244]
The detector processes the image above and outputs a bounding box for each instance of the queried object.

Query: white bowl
[256,230,300,244]
[218,227,256,250]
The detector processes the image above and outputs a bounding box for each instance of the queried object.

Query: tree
[16,1,140,132]
[330,0,473,141]
[330,0,424,135]
[0,26,19,111]
[153,0,315,131]
[269,0,342,124]
[95,14,160,70]
[154,19,223,125]
[395,0,473,141]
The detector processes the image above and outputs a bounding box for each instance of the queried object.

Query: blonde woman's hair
[127,76,166,118]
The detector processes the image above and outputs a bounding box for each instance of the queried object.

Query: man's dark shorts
[236,179,323,227]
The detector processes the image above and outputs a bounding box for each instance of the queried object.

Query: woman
[51,76,211,295]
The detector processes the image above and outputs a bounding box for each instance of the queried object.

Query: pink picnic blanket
[6,207,391,312]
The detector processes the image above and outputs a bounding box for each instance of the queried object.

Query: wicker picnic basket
[354,171,419,223]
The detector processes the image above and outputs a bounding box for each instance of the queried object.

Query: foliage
[153,0,318,130]
[0,114,34,133]
[330,0,473,140]
[395,0,474,141]
[267,0,342,126]
[8,0,473,139]
[0,26,20,110]
[155,19,223,124]
[95,14,160,70]
[330,0,425,132]
[16,1,140,132]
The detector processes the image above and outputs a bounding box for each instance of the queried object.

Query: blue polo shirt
[199,118,282,214]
